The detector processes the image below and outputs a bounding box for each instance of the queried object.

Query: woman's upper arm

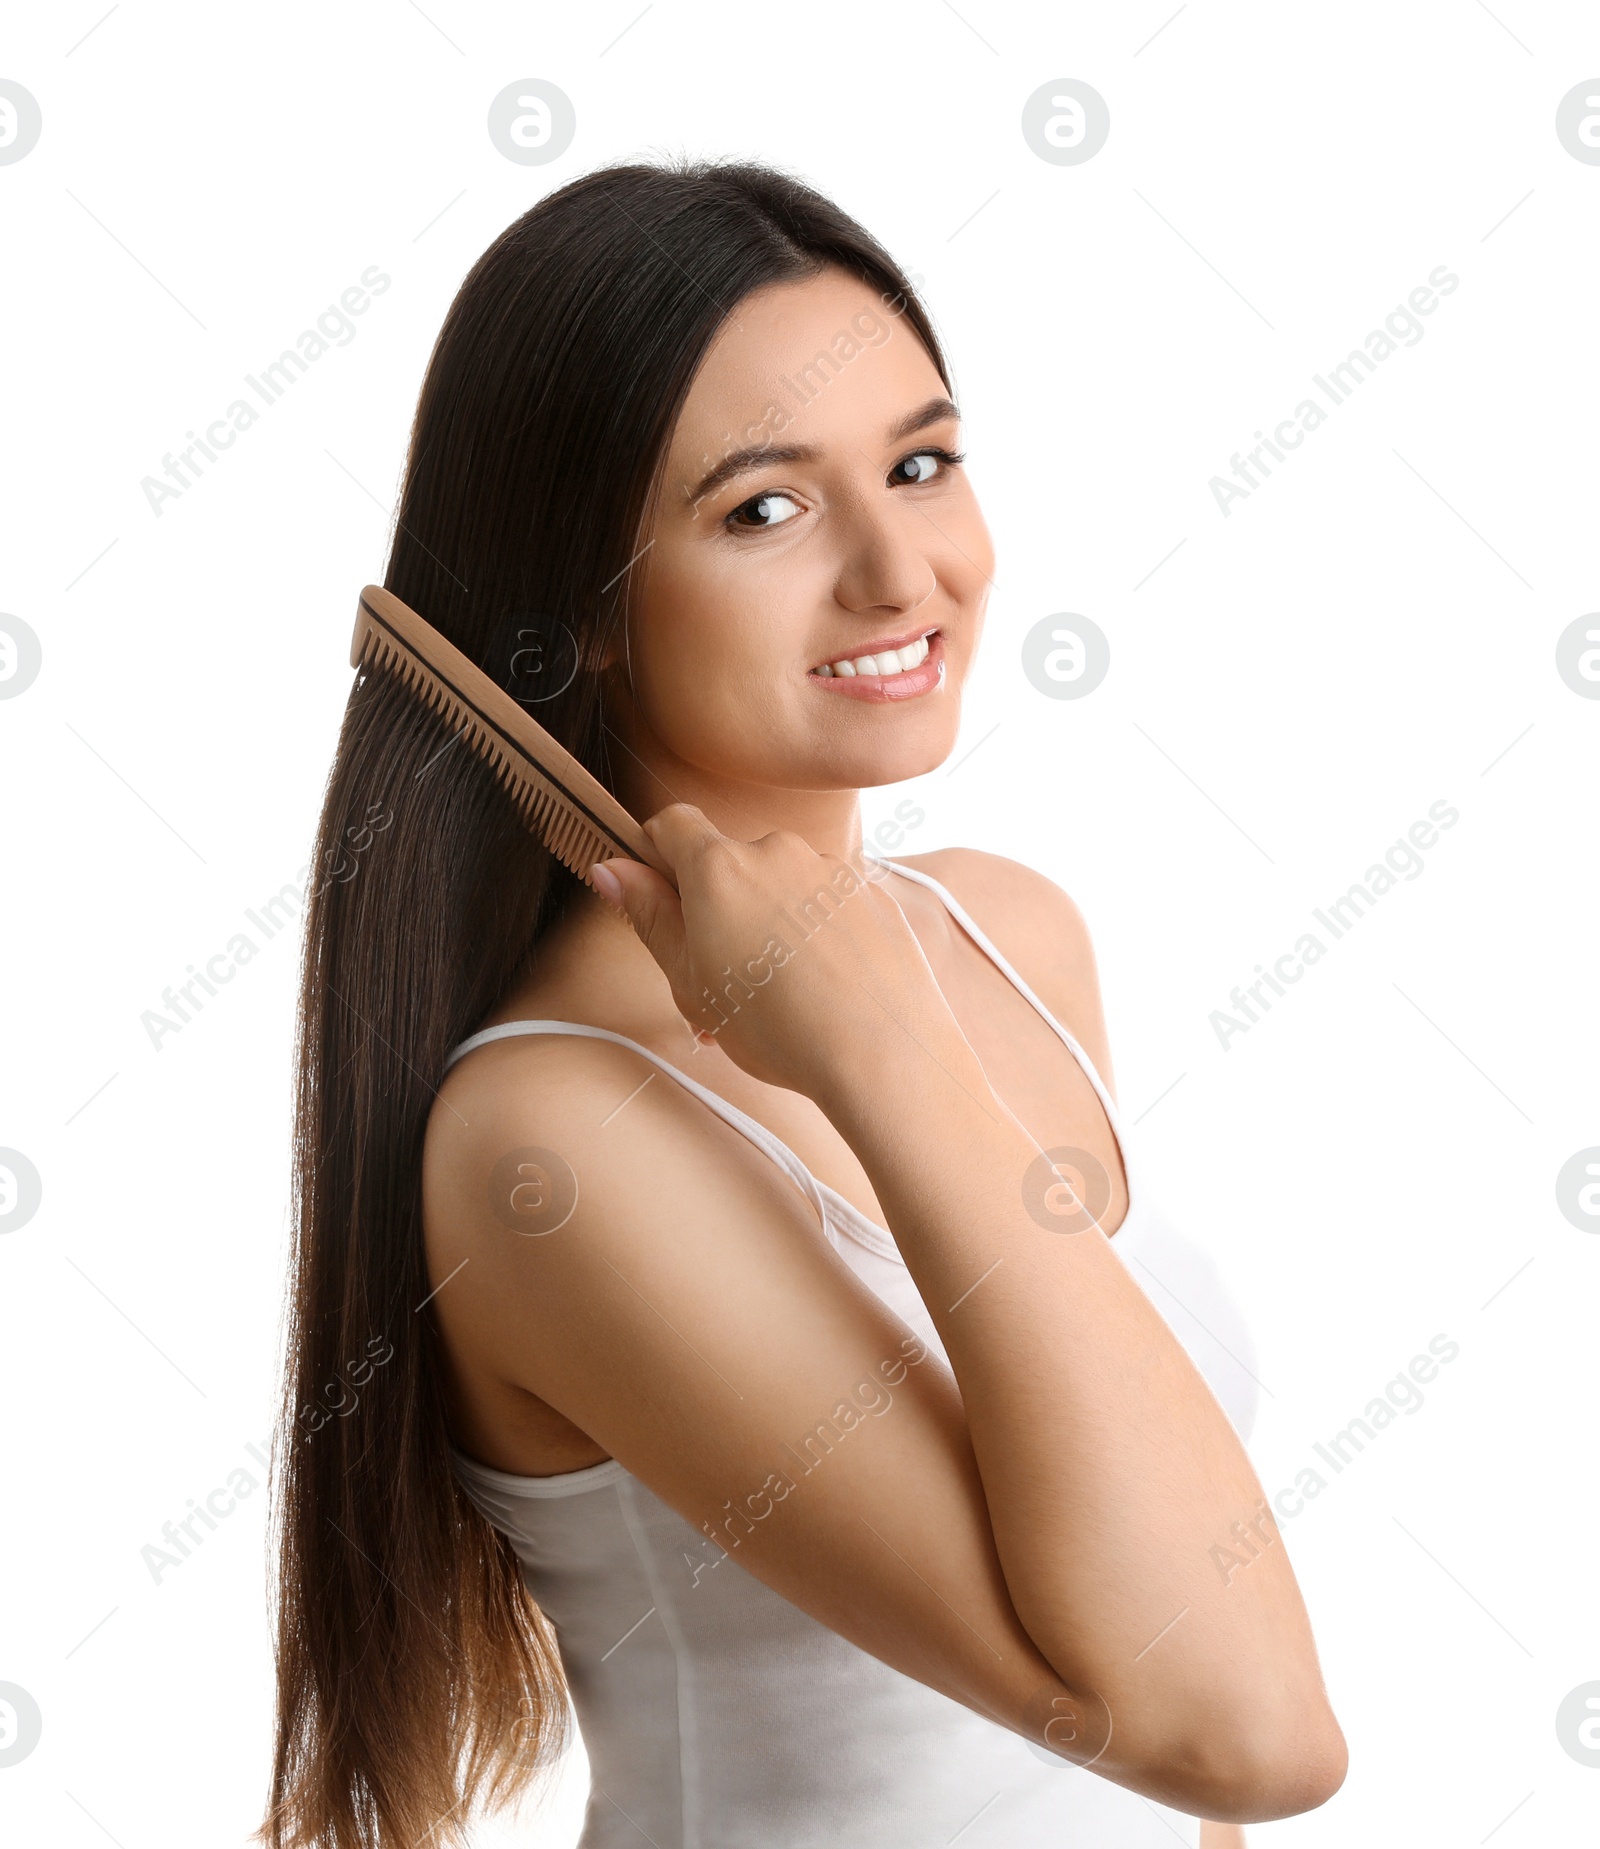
[422,1033,1074,1746]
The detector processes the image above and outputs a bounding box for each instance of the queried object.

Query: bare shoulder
[890,847,1118,1102]
[431,1019,649,1146]
[423,1022,728,1269]
[422,1026,637,1273]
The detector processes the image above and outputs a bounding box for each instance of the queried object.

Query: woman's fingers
[590,853,686,983]
[593,803,954,1096]
[589,806,733,1028]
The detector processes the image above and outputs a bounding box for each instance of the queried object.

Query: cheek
[934,505,994,675]
[628,546,804,739]
[644,540,821,671]
[950,495,996,590]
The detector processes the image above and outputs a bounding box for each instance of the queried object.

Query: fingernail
[589,862,624,903]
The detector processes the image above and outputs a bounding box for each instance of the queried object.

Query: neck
[600,714,874,868]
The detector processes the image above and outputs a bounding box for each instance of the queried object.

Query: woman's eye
[723,447,963,532]
[891,447,964,486]
[726,489,803,531]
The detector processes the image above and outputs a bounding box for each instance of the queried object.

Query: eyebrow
[684,394,961,510]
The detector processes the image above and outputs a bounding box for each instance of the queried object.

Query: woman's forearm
[810,1015,1344,1804]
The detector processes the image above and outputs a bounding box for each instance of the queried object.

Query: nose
[829,495,939,620]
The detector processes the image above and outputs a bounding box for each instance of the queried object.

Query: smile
[807,629,945,703]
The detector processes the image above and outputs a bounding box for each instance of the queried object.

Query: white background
[2,2,1597,1844]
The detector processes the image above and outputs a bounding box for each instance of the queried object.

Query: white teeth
[815,632,931,678]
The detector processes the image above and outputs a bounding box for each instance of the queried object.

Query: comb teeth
[354,610,615,880]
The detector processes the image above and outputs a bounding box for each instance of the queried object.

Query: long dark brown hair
[259,155,950,1848]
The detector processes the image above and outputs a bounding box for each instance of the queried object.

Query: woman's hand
[589,803,967,1100]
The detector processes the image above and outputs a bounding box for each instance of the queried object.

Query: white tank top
[444,854,1260,1847]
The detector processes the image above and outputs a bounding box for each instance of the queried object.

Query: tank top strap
[443,1018,830,1232]
[863,851,1136,1210]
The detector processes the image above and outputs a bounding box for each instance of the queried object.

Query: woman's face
[610,265,995,803]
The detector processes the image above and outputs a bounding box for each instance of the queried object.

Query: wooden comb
[349,584,677,891]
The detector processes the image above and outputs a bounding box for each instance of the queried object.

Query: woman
[262,156,1345,1849]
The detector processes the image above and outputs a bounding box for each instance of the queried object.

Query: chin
[816,722,961,791]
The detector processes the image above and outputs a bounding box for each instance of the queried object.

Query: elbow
[1175,1707,1348,1824]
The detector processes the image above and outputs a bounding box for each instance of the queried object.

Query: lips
[809,625,941,676]
[807,628,947,703]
